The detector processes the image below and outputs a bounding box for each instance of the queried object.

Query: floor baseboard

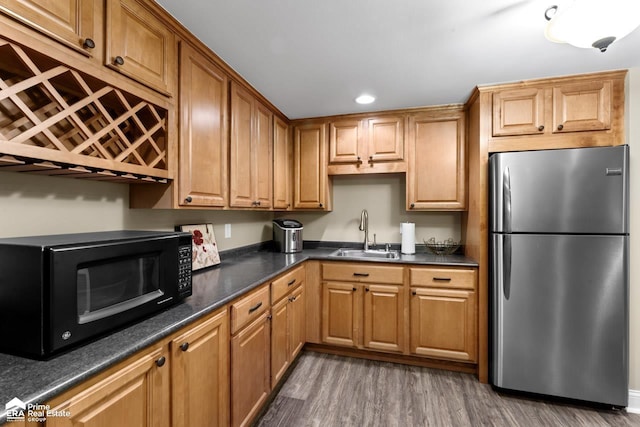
[628,389,640,413]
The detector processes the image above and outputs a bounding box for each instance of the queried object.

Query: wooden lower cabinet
[171,308,229,427]
[231,311,271,427]
[271,284,305,387]
[46,344,170,427]
[322,281,404,353]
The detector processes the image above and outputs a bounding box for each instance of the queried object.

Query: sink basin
[329,248,400,259]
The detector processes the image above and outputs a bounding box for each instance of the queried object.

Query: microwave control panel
[178,244,193,297]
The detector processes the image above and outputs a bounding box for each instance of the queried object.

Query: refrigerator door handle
[503,167,512,233]
[504,234,512,300]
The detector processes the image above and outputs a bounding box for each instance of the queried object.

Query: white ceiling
[156,0,640,119]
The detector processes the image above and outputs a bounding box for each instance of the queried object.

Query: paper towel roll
[401,222,415,254]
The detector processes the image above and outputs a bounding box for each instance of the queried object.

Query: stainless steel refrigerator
[490,145,629,407]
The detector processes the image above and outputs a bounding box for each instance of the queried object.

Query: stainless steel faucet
[359,209,370,250]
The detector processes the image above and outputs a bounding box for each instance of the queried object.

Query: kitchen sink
[329,248,400,259]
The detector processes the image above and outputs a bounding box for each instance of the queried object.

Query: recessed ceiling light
[355,94,375,104]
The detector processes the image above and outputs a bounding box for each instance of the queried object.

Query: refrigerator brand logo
[4,397,71,423]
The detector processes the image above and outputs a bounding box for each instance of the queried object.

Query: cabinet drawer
[272,265,305,303]
[410,267,476,290]
[322,262,403,284]
[231,284,269,334]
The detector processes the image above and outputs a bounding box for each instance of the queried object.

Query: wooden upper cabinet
[407,109,466,211]
[492,87,545,136]
[327,115,404,174]
[293,122,330,210]
[178,42,228,208]
[0,0,102,57]
[492,77,614,138]
[273,117,292,210]
[230,82,273,209]
[553,80,611,133]
[105,0,175,95]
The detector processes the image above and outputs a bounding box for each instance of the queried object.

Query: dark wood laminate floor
[256,351,640,427]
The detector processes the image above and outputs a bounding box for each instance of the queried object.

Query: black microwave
[0,230,192,359]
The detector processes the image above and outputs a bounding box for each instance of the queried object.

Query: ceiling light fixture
[355,94,375,104]
[544,0,640,52]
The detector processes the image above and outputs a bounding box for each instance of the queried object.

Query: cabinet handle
[248,301,263,313]
[433,277,452,282]
[365,288,369,292]
[410,203,415,209]
[288,278,296,286]
[353,272,370,277]
[538,125,544,131]
[267,313,272,320]
[319,203,323,208]
[290,295,297,302]
[180,342,189,352]
[256,200,261,206]
[114,56,125,66]
[352,287,357,291]
[83,38,95,49]
[369,155,373,161]
[184,196,192,203]
[156,356,166,367]
[412,290,417,296]
[357,156,362,162]
[557,124,564,131]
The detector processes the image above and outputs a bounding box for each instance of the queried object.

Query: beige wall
[628,67,639,390]
[0,171,272,251]
[278,174,461,246]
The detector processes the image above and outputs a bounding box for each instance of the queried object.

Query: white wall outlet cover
[224,223,231,238]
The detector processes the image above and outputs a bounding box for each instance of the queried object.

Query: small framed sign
[176,223,220,271]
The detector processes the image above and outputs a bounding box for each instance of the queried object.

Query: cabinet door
[47,346,170,427]
[407,111,466,210]
[288,284,306,359]
[273,117,291,210]
[363,284,404,353]
[367,116,404,162]
[105,0,175,95]
[293,123,328,209]
[270,296,289,388]
[230,82,254,208]
[329,119,362,164]
[171,309,229,427]
[553,80,611,133]
[254,100,273,208]
[0,0,100,57]
[231,312,271,427]
[178,42,228,207]
[492,88,545,136]
[410,287,477,362]
[322,282,360,347]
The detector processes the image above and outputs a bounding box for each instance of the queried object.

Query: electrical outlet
[224,224,231,238]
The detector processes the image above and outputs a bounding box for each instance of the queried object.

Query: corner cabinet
[178,41,228,208]
[293,122,331,210]
[407,108,466,210]
[230,82,273,209]
[46,344,170,427]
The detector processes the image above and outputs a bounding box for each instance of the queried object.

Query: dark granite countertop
[0,244,477,424]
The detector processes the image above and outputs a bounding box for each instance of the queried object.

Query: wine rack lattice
[0,37,169,183]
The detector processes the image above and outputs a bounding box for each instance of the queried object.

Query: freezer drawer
[490,145,629,234]
[491,233,629,407]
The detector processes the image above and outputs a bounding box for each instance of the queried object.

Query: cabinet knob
[180,342,189,352]
[352,287,357,292]
[369,155,373,161]
[557,124,564,131]
[83,38,95,49]
[319,203,323,208]
[365,288,369,292]
[114,56,125,66]
[538,125,544,131]
[357,156,362,162]
[410,203,415,209]
[412,291,417,296]
[185,196,192,203]
[156,356,166,367]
